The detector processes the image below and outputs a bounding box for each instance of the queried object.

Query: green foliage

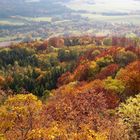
[114,50,137,67]
[104,77,125,94]
[103,38,112,46]
[96,55,114,67]
[58,49,79,62]
[88,61,100,79]
[91,50,101,57]
[42,90,51,101]
[0,47,39,68]
[4,66,65,96]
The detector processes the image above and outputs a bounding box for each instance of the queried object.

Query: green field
[0,18,25,26]
[0,16,52,26]
[15,16,52,22]
[81,14,140,25]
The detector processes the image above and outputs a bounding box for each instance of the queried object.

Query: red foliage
[57,72,73,87]
[48,37,64,48]
[73,60,89,81]
[83,48,101,60]
[112,37,127,47]
[125,46,136,53]
[95,64,119,80]
[112,37,139,48]
[117,60,140,96]
[44,89,111,129]
[37,40,48,50]
[86,80,120,109]
[95,47,121,60]
[103,90,120,109]
[56,79,120,109]
[125,46,140,57]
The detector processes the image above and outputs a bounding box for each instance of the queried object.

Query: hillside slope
[0,36,140,139]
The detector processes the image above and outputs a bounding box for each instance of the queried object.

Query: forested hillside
[0,36,140,139]
[0,0,71,17]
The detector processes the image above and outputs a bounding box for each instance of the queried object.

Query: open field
[0,16,52,26]
[1,0,140,43]
[0,18,25,26]
[81,14,140,24]
[0,35,18,42]
[12,16,52,22]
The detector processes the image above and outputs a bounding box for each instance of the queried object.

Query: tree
[73,59,89,81]
[58,49,78,62]
[87,61,100,80]
[48,37,64,48]
[91,50,101,58]
[104,77,125,94]
[0,94,43,140]
[114,50,137,67]
[118,94,140,139]
[37,40,48,50]
[103,38,112,46]
[96,55,114,68]
[0,76,5,87]
[116,61,140,98]
[95,64,119,80]
[43,88,129,140]
[57,72,73,87]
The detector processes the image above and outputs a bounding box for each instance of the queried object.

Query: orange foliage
[95,47,121,60]
[0,76,5,86]
[95,64,119,80]
[48,37,64,48]
[55,79,119,109]
[43,89,128,140]
[45,90,108,127]
[116,61,140,97]
[73,59,90,81]
[37,40,48,50]
[57,72,74,87]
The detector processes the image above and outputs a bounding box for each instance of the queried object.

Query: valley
[0,1,140,139]
[1,0,140,43]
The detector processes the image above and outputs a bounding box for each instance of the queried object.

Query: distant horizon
[1,0,140,43]
[65,0,140,13]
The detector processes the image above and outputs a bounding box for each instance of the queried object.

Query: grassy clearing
[0,20,24,26]
[12,16,52,22]
[0,16,52,27]
[81,14,140,24]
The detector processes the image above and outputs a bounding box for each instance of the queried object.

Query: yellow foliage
[0,94,42,140]
[89,61,97,69]
[0,134,6,140]
[75,125,108,140]
[27,123,67,140]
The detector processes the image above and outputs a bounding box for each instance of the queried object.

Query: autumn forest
[0,36,139,140]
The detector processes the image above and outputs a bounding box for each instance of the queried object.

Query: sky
[65,0,140,13]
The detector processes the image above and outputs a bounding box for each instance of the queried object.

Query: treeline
[39,35,140,48]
